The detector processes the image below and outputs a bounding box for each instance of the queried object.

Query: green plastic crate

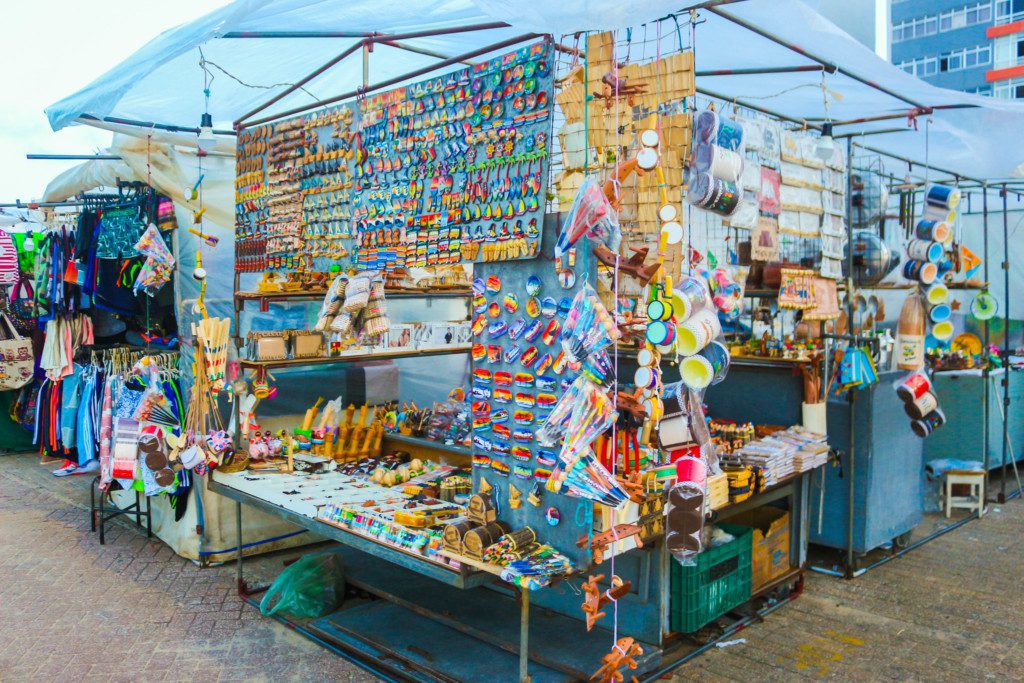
[670,523,752,633]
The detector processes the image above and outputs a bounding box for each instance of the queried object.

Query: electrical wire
[198,50,320,102]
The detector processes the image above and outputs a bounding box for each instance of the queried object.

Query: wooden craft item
[581,574,632,631]
[591,637,643,683]
[468,493,497,525]
[592,245,659,285]
[443,520,476,553]
[616,471,648,504]
[292,331,324,358]
[509,483,522,509]
[603,158,644,211]
[527,484,542,507]
[463,521,511,558]
[578,523,644,565]
[615,389,647,424]
[503,527,537,551]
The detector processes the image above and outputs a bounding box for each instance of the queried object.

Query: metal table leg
[236,500,245,593]
[519,588,530,683]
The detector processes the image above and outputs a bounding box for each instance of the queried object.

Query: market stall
[29,0,1024,678]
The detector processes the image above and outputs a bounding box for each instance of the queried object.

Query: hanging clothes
[98,373,114,488]
[75,365,100,466]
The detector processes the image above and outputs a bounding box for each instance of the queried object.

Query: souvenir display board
[467,221,592,566]
[235,41,554,274]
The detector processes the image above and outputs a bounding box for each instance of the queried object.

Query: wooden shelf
[239,345,471,370]
[439,549,506,577]
[857,282,987,291]
[235,288,471,302]
[384,432,473,458]
[729,354,812,367]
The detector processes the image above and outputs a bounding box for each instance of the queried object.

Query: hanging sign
[778,268,815,310]
[750,216,780,262]
[804,276,840,320]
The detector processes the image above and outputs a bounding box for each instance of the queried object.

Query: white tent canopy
[45,0,1024,181]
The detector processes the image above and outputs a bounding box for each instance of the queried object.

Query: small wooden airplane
[581,574,632,631]
[578,523,644,565]
[590,636,643,683]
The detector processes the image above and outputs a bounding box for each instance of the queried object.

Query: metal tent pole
[707,6,939,110]
[845,136,857,578]
[240,33,543,129]
[695,87,818,129]
[380,40,478,66]
[78,113,236,136]
[851,141,982,186]
[998,185,1018,502]
[834,128,912,139]
[233,21,513,127]
[234,41,366,126]
[982,184,991,496]
[26,154,122,160]
[222,30,377,38]
[363,43,370,88]
[695,64,834,76]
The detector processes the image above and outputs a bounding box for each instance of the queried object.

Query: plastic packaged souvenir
[554,179,621,259]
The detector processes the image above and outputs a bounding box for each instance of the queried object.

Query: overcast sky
[1,1,229,203]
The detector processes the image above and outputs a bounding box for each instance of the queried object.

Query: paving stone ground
[1,452,1021,682]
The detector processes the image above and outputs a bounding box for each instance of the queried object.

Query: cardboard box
[726,507,791,592]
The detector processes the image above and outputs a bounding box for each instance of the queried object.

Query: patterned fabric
[0,231,19,286]
[94,206,145,260]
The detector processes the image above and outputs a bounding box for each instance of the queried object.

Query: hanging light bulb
[815,121,835,162]
[197,112,216,153]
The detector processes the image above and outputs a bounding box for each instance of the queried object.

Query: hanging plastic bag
[259,552,347,618]
[555,178,621,259]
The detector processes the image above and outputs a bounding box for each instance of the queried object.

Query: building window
[940,45,992,71]
[996,0,1024,24]
[993,77,1024,97]
[895,2,993,42]
[993,34,1024,67]
[966,85,992,95]
[898,56,940,77]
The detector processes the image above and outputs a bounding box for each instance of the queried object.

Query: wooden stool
[943,470,985,518]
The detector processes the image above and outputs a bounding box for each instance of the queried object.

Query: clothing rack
[89,345,180,375]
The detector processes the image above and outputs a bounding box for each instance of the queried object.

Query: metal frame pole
[982,184,991,498]
[695,64,834,77]
[695,87,818,129]
[519,590,530,682]
[708,6,940,111]
[380,40,478,66]
[222,30,376,39]
[78,113,236,136]
[852,141,982,186]
[834,128,912,140]
[239,33,543,129]
[693,89,983,185]
[234,40,366,127]
[844,136,857,578]
[232,21,512,127]
[362,43,370,88]
[999,185,1011,502]
[26,154,123,160]
[236,500,245,589]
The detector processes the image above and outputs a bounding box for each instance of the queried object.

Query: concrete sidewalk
[1,452,1021,682]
